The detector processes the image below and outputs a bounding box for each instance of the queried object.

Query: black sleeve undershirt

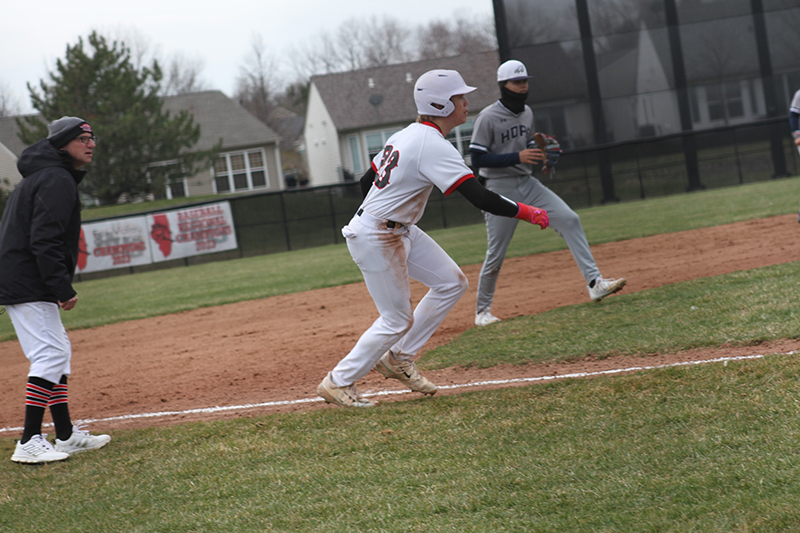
[360,170,518,219]
[359,167,376,199]
[454,177,519,218]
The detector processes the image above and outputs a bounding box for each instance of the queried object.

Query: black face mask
[499,83,528,114]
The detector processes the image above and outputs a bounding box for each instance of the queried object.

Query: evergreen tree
[17,32,216,205]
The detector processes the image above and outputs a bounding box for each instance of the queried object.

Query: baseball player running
[317,69,550,408]
[789,88,800,222]
[470,59,626,327]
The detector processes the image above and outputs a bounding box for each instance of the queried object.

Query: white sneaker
[475,310,501,327]
[376,351,437,395]
[11,434,70,464]
[588,277,627,302]
[317,373,378,408]
[54,425,111,455]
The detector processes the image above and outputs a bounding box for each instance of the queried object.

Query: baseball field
[1,176,800,531]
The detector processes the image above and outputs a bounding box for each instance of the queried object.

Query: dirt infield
[1,214,799,433]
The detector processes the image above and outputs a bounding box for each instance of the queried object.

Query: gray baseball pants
[476,176,601,314]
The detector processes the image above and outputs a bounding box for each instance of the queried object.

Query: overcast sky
[1,0,494,114]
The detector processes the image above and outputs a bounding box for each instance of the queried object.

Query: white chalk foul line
[1,351,796,434]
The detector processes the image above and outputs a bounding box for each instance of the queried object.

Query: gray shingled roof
[0,114,45,157]
[311,50,501,132]
[161,90,281,151]
[0,92,280,158]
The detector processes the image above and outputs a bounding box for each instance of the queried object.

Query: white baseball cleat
[11,434,70,464]
[317,373,377,408]
[376,351,437,395]
[475,310,501,327]
[588,277,627,302]
[54,425,111,455]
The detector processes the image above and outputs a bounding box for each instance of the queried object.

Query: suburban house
[0,90,283,200]
[303,50,501,187]
[0,116,28,191]
[160,90,283,198]
[0,140,22,191]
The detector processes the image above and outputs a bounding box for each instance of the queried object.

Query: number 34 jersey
[361,121,475,226]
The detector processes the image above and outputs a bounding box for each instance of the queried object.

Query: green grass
[422,262,800,369]
[2,176,799,342]
[2,355,800,532]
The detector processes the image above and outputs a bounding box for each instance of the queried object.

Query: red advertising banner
[77,217,152,273]
[148,202,238,262]
[77,201,238,274]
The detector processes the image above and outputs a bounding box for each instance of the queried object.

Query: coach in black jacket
[1,116,111,464]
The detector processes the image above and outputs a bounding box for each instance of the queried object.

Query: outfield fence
[77,116,800,282]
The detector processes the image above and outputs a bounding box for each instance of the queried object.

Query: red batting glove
[515,203,549,230]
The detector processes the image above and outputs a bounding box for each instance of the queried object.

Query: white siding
[186,167,215,196]
[0,142,22,190]
[304,83,342,186]
[271,143,284,190]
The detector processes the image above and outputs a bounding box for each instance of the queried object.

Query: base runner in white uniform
[470,60,627,327]
[317,69,550,408]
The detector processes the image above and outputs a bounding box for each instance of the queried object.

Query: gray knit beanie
[47,116,92,148]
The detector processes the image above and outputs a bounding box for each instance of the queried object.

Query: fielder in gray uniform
[470,60,626,327]
[789,88,800,222]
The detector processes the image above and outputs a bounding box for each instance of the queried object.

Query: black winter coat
[0,139,85,305]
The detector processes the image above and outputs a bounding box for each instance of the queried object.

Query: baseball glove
[533,133,561,175]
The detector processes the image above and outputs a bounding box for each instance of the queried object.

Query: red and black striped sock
[49,376,73,441]
[21,377,54,444]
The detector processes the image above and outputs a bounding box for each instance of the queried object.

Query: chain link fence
[78,116,800,281]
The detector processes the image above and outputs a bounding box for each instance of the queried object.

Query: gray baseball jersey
[469,101,536,179]
[791,89,800,115]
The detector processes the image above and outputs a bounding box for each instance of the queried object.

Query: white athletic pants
[330,211,468,387]
[6,301,72,384]
[476,176,601,314]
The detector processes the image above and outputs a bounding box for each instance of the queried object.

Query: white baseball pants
[330,211,468,387]
[6,301,72,384]
[476,176,601,314]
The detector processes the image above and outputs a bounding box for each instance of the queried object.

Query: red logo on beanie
[80,123,93,134]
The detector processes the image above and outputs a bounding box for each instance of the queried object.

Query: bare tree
[417,21,454,60]
[288,15,415,79]
[363,16,414,67]
[109,27,209,96]
[332,21,368,71]
[235,34,281,125]
[162,53,208,96]
[415,14,496,61]
[0,80,21,117]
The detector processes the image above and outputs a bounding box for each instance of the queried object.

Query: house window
[444,118,475,155]
[365,129,400,162]
[706,81,744,122]
[349,135,363,174]
[213,149,269,193]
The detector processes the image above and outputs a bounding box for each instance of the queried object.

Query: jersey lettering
[500,124,529,144]
[375,145,399,189]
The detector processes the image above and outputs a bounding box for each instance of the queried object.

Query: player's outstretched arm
[455,177,548,229]
[470,149,524,169]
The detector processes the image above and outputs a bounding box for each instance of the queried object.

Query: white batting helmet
[414,69,476,117]
[497,60,534,82]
